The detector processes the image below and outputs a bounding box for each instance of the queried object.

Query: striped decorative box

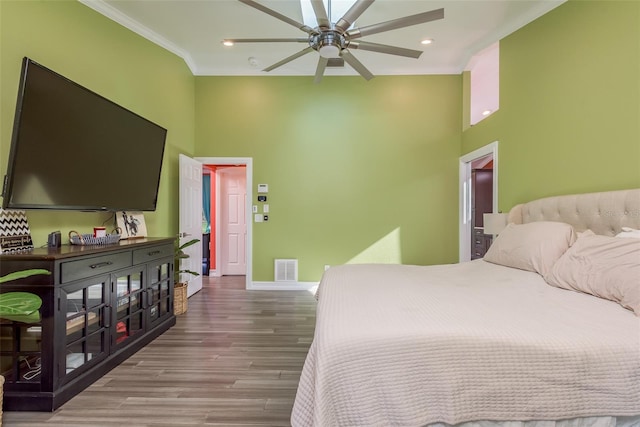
[0,209,33,254]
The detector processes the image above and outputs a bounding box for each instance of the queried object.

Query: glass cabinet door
[0,305,43,388]
[61,277,109,382]
[112,267,145,350]
[147,259,173,329]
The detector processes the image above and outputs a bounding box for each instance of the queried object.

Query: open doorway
[458,142,498,262]
[196,157,253,289]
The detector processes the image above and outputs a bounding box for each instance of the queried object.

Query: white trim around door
[458,141,499,263]
[195,157,253,290]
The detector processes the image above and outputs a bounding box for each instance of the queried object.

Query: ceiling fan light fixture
[319,44,341,58]
[314,31,345,59]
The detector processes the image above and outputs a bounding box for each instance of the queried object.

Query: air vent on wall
[274,259,298,282]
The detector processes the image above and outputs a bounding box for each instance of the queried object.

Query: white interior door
[219,167,246,275]
[179,154,203,297]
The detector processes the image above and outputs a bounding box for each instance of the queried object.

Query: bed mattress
[292,260,640,426]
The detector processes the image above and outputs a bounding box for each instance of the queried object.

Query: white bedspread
[291,260,640,426]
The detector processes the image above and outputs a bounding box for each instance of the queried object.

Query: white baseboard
[249,281,318,291]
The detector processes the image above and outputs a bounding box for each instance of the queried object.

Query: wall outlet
[324,265,330,271]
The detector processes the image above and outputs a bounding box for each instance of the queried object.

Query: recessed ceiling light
[222,40,234,47]
[421,39,434,45]
[482,110,492,116]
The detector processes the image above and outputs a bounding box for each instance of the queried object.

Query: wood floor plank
[2,276,317,426]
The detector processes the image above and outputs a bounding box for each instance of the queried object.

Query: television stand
[0,237,176,411]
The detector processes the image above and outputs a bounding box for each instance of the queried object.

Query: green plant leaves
[0,292,43,323]
[0,269,50,284]
[177,238,200,252]
[175,238,200,282]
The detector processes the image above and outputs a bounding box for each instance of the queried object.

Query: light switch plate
[252,205,258,213]
[263,204,269,213]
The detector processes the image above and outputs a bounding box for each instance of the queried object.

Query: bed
[291,189,640,427]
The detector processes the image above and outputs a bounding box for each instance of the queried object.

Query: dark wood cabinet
[472,228,493,260]
[0,238,176,411]
[471,169,494,259]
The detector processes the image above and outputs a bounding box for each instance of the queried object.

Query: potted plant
[173,238,199,315]
[0,268,50,418]
[0,269,50,323]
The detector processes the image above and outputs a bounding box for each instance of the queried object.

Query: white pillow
[484,221,577,276]
[616,227,640,239]
[544,234,640,315]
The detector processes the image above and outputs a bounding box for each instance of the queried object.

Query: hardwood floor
[3,276,317,426]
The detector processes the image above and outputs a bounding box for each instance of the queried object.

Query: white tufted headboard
[507,188,640,236]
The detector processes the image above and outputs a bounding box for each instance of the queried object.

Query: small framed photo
[116,211,148,239]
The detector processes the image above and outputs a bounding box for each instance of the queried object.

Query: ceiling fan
[224,0,444,82]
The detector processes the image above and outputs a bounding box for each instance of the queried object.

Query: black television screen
[2,57,167,211]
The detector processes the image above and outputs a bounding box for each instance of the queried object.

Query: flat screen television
[2,57,167,211]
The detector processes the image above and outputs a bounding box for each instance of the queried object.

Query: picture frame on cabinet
[116,211,147,239]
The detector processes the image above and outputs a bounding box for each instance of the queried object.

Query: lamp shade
[483,213,508,235]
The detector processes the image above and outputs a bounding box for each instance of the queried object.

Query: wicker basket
[69,229,121,246]
[174,282,188,315]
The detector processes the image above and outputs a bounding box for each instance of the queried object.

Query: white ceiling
[81,0,565,77]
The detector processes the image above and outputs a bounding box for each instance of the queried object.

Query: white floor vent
[274,259,298,282]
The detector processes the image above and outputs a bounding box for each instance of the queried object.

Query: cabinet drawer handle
[147,250,161,256]
[90,261,113,269]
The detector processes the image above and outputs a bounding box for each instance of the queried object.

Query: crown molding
[79,0,198,74]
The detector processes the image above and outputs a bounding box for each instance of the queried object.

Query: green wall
[195,76,462,281]
[1,0,637,284]
[462,0,640,210]
[0,0,195,245]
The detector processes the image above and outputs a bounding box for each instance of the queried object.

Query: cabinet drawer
[132,244,174,265]
[61,252,131,283]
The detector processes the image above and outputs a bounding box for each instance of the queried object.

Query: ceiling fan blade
[348,40,422,58]
[263,46,315,72]
[341,50,374,81]
[335,0,374,33]
[347,8,444,39]
[310,0,330,30]
[225,38,308,44]
[238,0,316,35]
[314,57,328,84]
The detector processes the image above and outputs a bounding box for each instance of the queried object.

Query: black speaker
[47,231,61,248]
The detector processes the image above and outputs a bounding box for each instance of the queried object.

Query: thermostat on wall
[258,184,268,193]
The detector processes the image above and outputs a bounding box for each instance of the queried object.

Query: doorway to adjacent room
[196,157,253,289]
[458,142,498,262]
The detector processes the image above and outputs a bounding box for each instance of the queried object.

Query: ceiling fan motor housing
[311,31,347,59]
